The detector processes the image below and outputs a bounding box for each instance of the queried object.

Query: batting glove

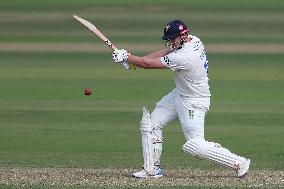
[112,49,129,63]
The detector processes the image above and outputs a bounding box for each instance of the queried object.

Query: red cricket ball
[84,88,92,96]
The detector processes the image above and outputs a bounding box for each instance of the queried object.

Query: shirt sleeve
[160,51,189,71]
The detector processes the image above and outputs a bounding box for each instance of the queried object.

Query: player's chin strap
[177,34,190,50]
[165,34,189,50]
[164,40,172,49]
[164,40,183,50]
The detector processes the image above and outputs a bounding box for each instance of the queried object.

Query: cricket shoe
[132,166,163,178]
[237,158,251,178]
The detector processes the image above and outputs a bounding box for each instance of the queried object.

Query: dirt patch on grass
[0,168,283,187]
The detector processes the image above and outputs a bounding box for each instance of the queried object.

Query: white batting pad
[140,107,154,175]
[182,139,246,170]
[152,125,163,166]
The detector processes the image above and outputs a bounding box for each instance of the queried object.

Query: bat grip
[122,62,130,69]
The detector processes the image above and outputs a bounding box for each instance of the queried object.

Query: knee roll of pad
[140,107,153,132]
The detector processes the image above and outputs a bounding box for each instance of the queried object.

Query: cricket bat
[73,15,136,70]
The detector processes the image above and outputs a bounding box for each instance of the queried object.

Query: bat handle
[122,62,130,69]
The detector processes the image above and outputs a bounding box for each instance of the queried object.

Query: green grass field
[0,0,283,188]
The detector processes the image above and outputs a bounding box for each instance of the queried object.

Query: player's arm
[143,49,173,58]
[128,54,167,69]
[112,49,169,69]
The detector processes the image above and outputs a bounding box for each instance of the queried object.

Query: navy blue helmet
[162,20,189,40]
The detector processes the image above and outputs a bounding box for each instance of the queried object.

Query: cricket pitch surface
[0,168,283,187]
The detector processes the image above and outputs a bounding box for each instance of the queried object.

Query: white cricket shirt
[160,35,211,98]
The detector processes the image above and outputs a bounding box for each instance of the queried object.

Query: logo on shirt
[163,56,171,66]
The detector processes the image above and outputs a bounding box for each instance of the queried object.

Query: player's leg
[182,139,250,177]
[132,92,177,178]
[151,101,177,167]
[175,96,208,141]
[177,96,250,177]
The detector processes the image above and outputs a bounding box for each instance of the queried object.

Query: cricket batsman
[112,20,251,178]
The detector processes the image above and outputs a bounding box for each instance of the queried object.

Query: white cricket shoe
[132,166,163,178]
[237,158,251,178]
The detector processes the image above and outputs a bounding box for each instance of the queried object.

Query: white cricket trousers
[152,89,210,140]
[150,90,248,172]
[150,90,210,165]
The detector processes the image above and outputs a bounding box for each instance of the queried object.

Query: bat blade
[73,15,136,70]
[73,15,117,51]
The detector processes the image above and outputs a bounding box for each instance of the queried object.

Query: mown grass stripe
[1,42,284,53]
